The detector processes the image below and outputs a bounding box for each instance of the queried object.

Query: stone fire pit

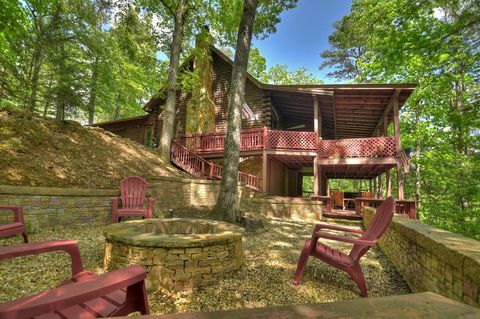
[103,218,244,292]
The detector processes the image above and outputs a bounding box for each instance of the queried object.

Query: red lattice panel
[266,130,317,150]
[318,137,396,158]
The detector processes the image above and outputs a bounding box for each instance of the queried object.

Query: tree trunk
[55,44,66,122]
[88,57,99,124]
[214,0,259,223]
[158,0,188,162]
[415,101,421,210]
[28,41,44,113]
[114,103,121,120]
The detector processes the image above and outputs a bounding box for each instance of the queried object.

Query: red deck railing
[177,128,265,154]
[171,141,262,191]
[177,130,399,159]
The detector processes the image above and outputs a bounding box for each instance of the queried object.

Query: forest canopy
[0,0,478,239]
[319,0,479,239]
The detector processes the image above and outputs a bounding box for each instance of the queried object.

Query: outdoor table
[354,197,417,219]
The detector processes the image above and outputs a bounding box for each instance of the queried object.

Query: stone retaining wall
[1,177,323,232]
[241,196,323,219]
[0,185,117,231]
[363,207,480,308]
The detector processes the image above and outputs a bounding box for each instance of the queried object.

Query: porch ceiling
[271,154,315,168]
[319,163,396,179]
[267,84,415,140]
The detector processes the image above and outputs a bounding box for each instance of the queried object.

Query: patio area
[0,216,409,315]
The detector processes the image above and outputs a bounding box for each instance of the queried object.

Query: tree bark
[28,40,44,113]
[55,44,67,122]
[88,57,99,124]
[114,102,121,120]
[214,0,259,223]
[414,101,421,210]
[158,0,188,162]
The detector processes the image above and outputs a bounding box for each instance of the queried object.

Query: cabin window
[242,102,258,121]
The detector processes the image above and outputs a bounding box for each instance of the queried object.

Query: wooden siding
[92,115,155,144]
[210,53,264,132]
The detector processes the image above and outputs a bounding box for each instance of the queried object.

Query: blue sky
[253,0,352,83]
[158,1,352,83]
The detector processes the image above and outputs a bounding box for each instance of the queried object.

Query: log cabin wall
[210,53,264,132]
[92,115,155,145]
[174,90,191,136]
[171,51,264,135]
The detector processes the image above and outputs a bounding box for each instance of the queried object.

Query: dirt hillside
[0,108,187,189]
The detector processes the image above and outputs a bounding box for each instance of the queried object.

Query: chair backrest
[360,191,374,198]
[349,196,395,262]
[333,190,344,206]
[120,176,148,209]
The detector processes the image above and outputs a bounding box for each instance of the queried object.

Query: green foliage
[248,47,321,84]
[321,0,480,239]
[0,0,163,122]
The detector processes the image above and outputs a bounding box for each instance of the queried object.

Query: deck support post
[397,163,404,200]
[373,178,377,198]
[378,174,383,198]
[313,156,319,196]
[318,164,324,196]
[326,178,330,196]
[262,151,268,194]
[386,170,391,197]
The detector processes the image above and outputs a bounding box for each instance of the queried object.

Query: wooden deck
[112,292,480,319]
[175,128,405,159]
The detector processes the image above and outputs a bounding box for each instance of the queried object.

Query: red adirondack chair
[332,190,345,209]
[0,206,28,243]
[292,196,395,297]
[111,176,155,223]
[0,240,149,318]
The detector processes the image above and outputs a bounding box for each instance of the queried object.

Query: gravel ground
[0,218,409,314]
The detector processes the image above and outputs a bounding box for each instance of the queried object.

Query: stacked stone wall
[104,239,242,292]
[0,186,117,231]
[363,207,480,308]
[0,176,323,232]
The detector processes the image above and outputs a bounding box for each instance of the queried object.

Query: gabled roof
[144,45,417,139]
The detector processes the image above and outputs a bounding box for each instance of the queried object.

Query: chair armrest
[111,197,120,212]
[0,265,147,319]
[313,223,364,235]
[0,240,84,276]
[0,206,24,224]
[147,198,155,218]
[314,232,376,246]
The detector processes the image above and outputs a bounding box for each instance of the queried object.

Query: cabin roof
[144,46,416,139]
[89,114,151,127]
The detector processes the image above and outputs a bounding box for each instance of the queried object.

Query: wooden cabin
[92,43,415,201]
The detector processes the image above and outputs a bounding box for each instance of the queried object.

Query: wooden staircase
[170,140,262,191]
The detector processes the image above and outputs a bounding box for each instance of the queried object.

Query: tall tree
[214,0,298,222]
[320,0,480,239]
[214,0,259,222]
[157,0,189,162]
